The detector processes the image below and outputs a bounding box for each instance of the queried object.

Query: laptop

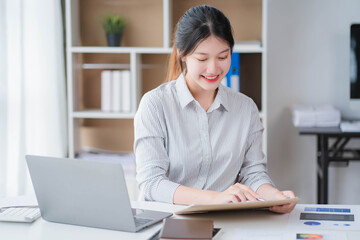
[25,155,172,232]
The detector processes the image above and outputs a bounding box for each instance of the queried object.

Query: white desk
[1,201,359,240]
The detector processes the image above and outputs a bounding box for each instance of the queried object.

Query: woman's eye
[197,58,207,62]
[219,56,228,60]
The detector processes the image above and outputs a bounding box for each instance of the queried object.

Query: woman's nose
[207,59,218,73]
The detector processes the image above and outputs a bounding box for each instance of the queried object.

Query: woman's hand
[256,184,297,213]
[268,190,296,213]
[210,183,260,204]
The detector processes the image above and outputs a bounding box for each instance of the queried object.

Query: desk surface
[1,201,360,240]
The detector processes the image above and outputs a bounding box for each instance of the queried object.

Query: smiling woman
[181,36,231,110]
[134,5,296,213]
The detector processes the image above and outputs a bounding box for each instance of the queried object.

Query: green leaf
[101,13,129,34]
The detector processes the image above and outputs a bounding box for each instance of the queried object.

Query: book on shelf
[222,52,240,92]
[101,70,112,112]
[234,40,262,49]
[111,70,122,112]
[121,70,131,112]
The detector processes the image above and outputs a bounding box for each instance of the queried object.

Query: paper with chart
[288,204,360,231]
[229,229,347,240]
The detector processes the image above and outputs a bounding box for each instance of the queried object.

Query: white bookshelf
[65,0,268,158]
[72,110,135,119]
[71,46,173,54]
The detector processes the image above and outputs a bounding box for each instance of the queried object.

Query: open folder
[175,197,300,215]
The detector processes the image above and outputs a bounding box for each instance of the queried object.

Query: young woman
[134,5,296,213]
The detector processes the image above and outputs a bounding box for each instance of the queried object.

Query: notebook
[26,155,172,232]
[159,218,215,240]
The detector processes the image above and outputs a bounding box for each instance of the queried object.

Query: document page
[288,204,360,231]
[229,229,347,240]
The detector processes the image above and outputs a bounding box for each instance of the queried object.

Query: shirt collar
[175,73,229,112]
[209,83,229,112]
[175,73,196,109]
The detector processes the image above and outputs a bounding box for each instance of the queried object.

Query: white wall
[267,0,360,204]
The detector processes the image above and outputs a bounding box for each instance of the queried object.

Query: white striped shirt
[134,73,273,204]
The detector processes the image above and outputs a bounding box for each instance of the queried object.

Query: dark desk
[298,127,360,204]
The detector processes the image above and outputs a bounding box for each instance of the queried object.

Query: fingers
[270,201,296,213]
[234,183,260,200]
[228,183,260,202]
[230,194,240,203]
[212,183,259,204]
[216,184,295,204]
[244,191,258,201]
[227,193,252,203]
[282,190,296,198]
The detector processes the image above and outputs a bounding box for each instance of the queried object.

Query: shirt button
[202,133,207,137]
[205,156,209,161]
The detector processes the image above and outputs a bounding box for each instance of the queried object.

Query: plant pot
[106,33,123,47]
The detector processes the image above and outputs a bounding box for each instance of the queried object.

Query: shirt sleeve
[134,92,180,204]
[237,100,274,191]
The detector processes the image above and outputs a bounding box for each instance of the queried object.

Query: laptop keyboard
[0,207,41,223]
[134,216,153,227]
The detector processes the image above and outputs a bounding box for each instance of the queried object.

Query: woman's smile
[201,74,220,82]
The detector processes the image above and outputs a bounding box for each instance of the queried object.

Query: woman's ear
[177,50,186,62]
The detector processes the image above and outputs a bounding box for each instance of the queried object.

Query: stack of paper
[292,105,341,127]
[315,105,341,127]
[340,121,360,132]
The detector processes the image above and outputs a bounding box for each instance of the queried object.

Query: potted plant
[101,14,128,47]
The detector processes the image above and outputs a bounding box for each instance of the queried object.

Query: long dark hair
[167,5,234,81]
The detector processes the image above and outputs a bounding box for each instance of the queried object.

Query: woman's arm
[238,102,297,213]
[173,183,260,205]
[135,92,180,203]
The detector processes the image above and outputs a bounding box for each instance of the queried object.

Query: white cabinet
[65,0,268,158]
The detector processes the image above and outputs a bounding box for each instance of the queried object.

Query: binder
[229,52,240,92]
[111,70,122,112]
[101,70,112,112]
[121,70,131,112]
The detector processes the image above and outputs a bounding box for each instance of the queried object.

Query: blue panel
[304,207,351,213]
[317,208,330,212]
[304,207,316,212]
